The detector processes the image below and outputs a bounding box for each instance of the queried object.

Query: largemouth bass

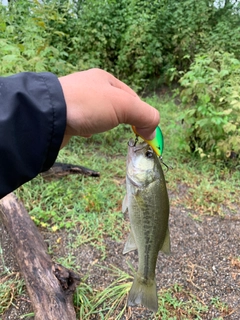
[122,140,170,312]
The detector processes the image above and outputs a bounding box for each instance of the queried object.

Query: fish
[122,140,170,313]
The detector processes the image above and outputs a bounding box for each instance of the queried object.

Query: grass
[83,264,133,320]
[73,266,229,320]
[0,271,25,314]
[0,245,25,315]
[74,274,95,319]
[156,284,209,319]
[1,93,239,318]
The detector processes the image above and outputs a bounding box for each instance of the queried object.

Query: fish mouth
[134,145,149,153]
[128,143,155,163]
[128,139,148,150]
[128,140,153,157]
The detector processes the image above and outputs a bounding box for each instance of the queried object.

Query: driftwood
[41,162,100,180]
[0,193,80,320]
[0,162,99,318]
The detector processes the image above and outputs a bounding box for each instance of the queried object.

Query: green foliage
[84,264,132,320]
[179,51,240,160]
[116,1,165,90]
[2,0,240,89]
[72,0,127,72]
[0,0,76,75]
[167,0,211,73]
[75,267,209,320]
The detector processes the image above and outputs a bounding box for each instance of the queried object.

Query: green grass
[0,271,25,314]
[0,245,25,315]
[0,245,25,317]
[1,94,239,318]
[82,264,133,320]
[73,266,229,320]
[74,266,209,320]
[156,284,209,319]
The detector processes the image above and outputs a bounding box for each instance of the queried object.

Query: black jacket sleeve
[0,72,66,198]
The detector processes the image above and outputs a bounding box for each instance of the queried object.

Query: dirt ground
[0,187,240,320]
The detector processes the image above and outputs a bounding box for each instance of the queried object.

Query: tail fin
[127,275,158,313]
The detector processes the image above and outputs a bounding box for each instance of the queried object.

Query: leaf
[223,123,237,134]
[196,118,209,127]
[37,21,45,28]
[219,69,229,78]
[230,100,240,110]
[186,109,196,117]
[53,31,66,37]
[221,109,232,115]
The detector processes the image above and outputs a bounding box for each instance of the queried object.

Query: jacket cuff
[0,72,66,198]
[39,73,66,171]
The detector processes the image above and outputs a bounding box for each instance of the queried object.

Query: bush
[73,0,126,72]
[1,0,240,92]
[116,0,167,91]
[179,51,240,161]
[0,0,76,76]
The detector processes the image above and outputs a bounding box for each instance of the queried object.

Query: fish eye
[145,150,153,158]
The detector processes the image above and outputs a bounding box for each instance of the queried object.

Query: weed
[20,313,35,319]
[156,284,208,319]
[74,265,210,320]
[0,245,25,315]
[210,297,229,313]
[0,271,25,315]
[55,253,78,271]
[74,274,94,319]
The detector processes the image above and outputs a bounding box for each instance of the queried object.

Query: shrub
[116,0,166,91]
[73,0,126,72]
[0,0,76,76]
[1,0,240,92]
[179,51,240,161]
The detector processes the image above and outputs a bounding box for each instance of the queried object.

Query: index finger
[108,74,138,98]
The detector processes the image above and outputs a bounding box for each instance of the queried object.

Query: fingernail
[135,128,156,141]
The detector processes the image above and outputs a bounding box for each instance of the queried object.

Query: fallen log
[0,193,80,320]
[41,162,100,180]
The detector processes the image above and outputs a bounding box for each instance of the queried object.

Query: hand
[58,68,160,147]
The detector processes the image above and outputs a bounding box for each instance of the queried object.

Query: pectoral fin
[122,194,128,214]
[160,227,171,254]
[123,230,137,254]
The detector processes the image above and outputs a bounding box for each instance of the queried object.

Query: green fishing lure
[132,125,164,157]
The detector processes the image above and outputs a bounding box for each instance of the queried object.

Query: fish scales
[123,140,170,313]
[128,179,164,277]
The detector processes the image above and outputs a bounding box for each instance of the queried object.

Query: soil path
[1,196,240,319]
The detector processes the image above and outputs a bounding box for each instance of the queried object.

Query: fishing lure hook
[159,156,172,171]
[128,135,139,147]
[133,135,139,146]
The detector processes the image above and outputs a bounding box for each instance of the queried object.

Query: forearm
[0,72,66,198]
